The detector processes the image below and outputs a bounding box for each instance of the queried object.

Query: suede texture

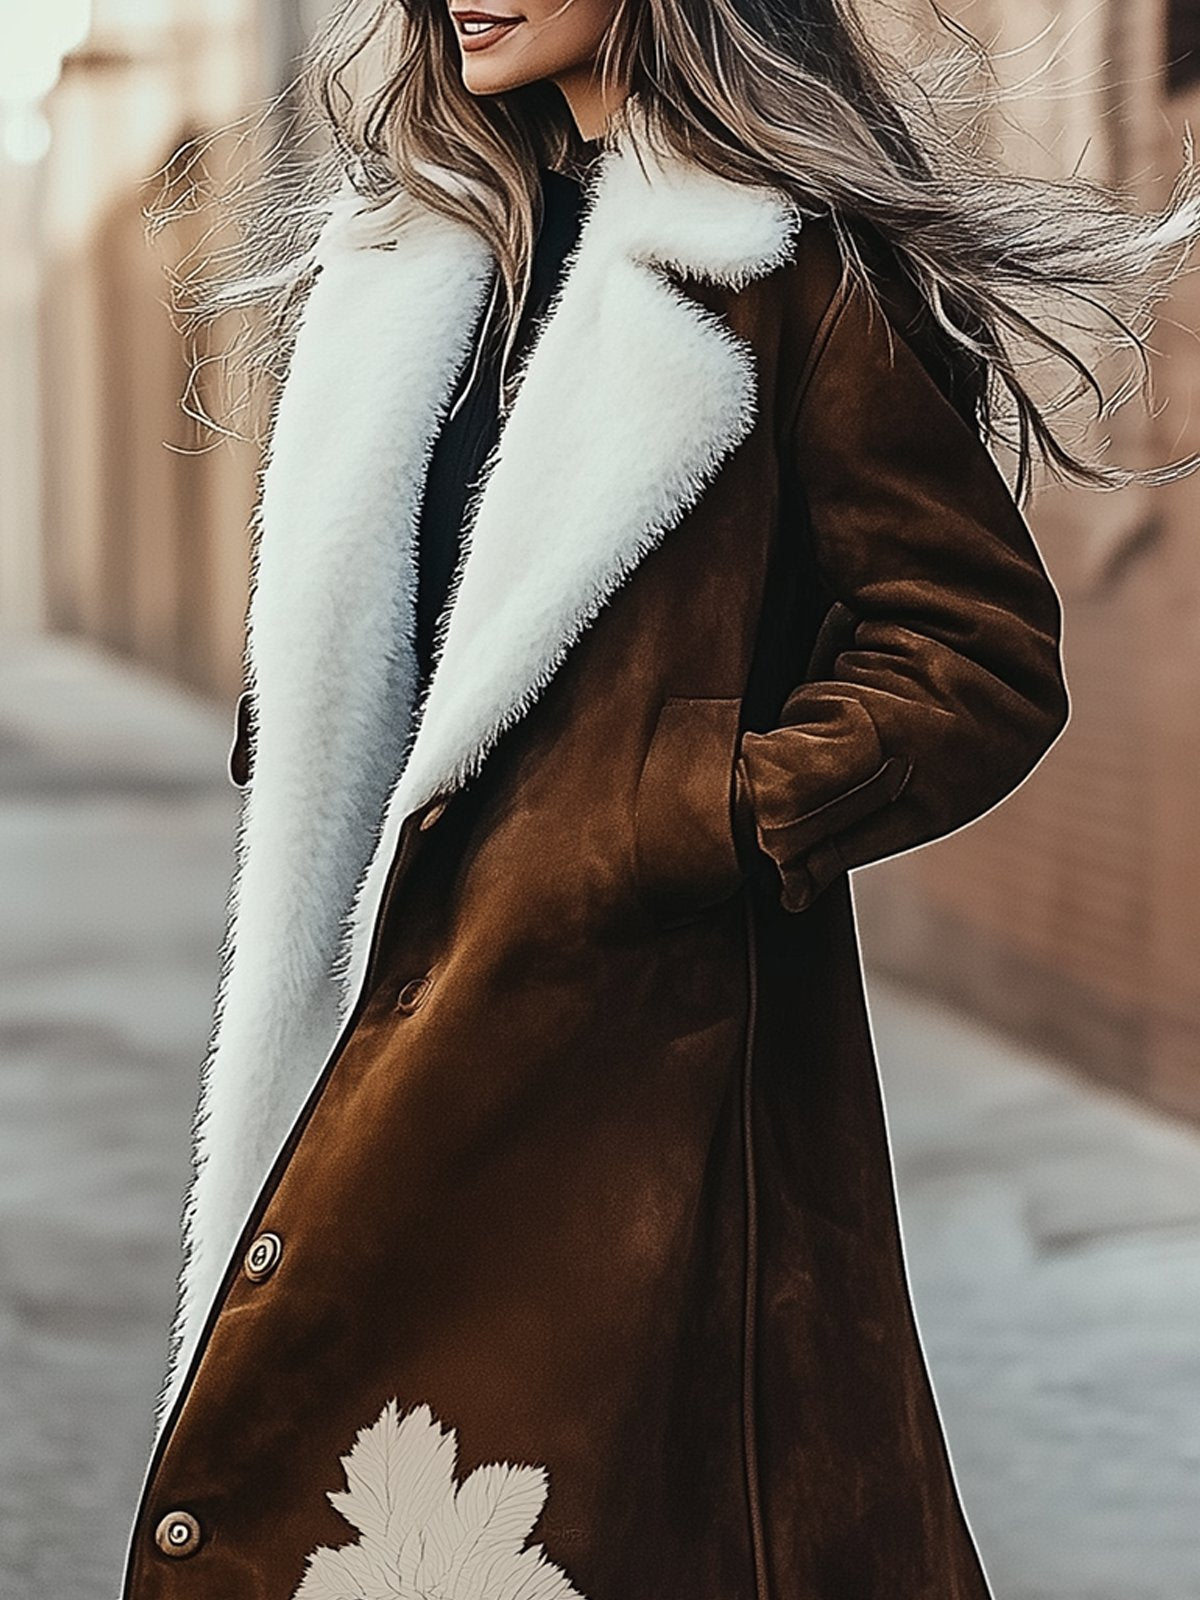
[122,219,1068,1600]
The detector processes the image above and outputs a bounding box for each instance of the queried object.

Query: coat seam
[783,266,854,446]
[741,893,770,1600]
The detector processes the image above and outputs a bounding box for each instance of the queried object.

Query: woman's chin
[458,50,539,97]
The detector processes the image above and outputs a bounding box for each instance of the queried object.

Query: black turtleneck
[413,159,596,694]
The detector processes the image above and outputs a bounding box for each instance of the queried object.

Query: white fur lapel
[153,131,799,1437]
[342,142,799,994]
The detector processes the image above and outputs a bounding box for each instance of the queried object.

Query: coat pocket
[633,696,749,926]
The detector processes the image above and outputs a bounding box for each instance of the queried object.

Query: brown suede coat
[122,138,1068,1600]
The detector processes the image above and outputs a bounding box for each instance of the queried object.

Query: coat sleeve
[734,256,1070,914]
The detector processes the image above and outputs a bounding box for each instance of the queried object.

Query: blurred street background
[2,2,1200,1597]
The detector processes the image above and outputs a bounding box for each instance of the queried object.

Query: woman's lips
[452,9,523,51]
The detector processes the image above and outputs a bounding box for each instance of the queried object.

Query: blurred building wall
[17,0,310,698]
[857,0,1200,1120]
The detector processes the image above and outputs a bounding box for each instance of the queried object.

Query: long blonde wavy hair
[158,0,1200,502]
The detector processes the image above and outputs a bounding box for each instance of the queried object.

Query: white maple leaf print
[292,1399,589,1600]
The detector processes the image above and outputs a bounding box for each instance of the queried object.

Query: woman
[123,2,1198,1597]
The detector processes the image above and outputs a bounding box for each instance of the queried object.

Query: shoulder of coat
[758,212,858,379]
[769,211,986,430]
[773,211,950,343]
[770,212,853,308]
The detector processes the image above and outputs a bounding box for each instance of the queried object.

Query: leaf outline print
[292,1398,588,1600]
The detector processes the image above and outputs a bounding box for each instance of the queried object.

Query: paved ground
[1,637,1198,1600]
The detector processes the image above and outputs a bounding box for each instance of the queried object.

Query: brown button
[395,975,432,1013]
[243,1230,283,1281]
[155,1509,202,1558]
[419,799,447,831]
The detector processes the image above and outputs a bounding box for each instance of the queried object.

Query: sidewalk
[2,637,1198,1600]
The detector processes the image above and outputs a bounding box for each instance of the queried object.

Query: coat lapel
[156,130,799,1436]
[342,141,800,991]
[154,193,496,1433]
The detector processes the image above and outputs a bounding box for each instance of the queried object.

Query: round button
[396,975,432,1013]
[243,1230,283,1281]
[155,1509,202,1558]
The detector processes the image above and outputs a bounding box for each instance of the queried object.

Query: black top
[414,159,596,694]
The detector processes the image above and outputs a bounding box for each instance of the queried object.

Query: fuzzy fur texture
[153,130,800,1442]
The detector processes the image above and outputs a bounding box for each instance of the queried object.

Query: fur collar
[153,129,801,1436]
